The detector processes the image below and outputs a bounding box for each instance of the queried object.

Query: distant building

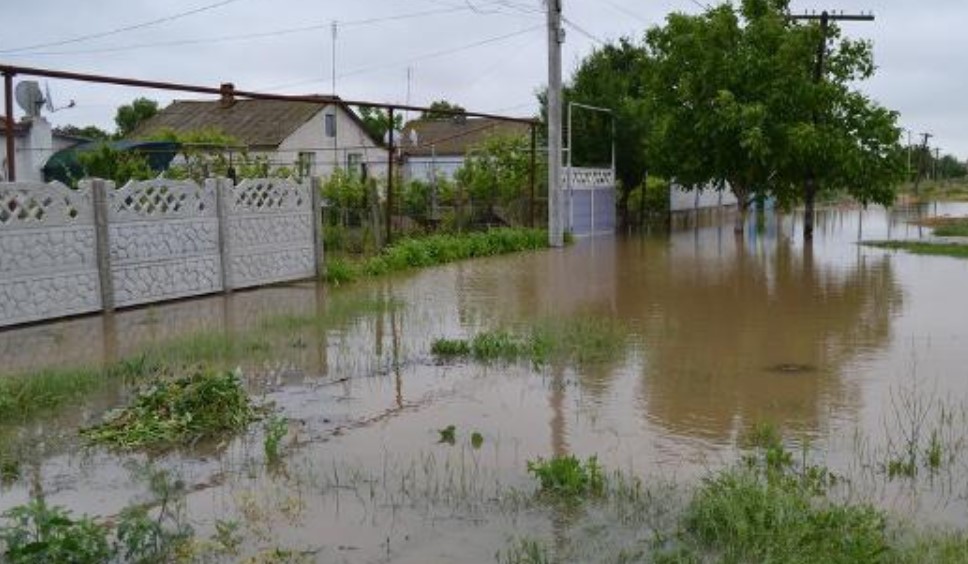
[670,182,739,213]
[399,117,530,182]
[130,96,386,179]
[0,116,87,182]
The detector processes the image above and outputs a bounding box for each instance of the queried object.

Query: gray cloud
[3,0,964,156]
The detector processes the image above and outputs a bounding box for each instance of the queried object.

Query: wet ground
[2,202,968,562]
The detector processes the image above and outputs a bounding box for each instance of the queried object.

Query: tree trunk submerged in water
[732,182,750,234]
[804,171,817,241]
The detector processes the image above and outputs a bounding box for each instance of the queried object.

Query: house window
[324,112,337,138]
[297,152,315,179]
[346,153,363,176]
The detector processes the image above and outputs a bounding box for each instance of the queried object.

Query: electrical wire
[0,0,247,54]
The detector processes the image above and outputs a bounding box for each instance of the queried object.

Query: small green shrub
[527,455,604,498]
[263,416,288,463]
[430,339,471,357]
[0,499,111,564]
[81,369,261,449]
[324,257,359,285]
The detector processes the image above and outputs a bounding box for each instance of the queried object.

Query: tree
[644,0,904,233]
[455,134,532,223]
[561,38,652,227]
[566,1,904,232]
[419,100,466,121]
[115,97,159,138]
[56,124,110,141]
[358,106,403,142]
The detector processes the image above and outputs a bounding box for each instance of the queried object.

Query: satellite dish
[15,81,45,117]
[43,82,75,113]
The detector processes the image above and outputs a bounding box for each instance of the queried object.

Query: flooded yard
[2,203,968,562]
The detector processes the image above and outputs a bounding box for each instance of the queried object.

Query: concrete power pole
[789,10,874,242]
[547,0,565,247]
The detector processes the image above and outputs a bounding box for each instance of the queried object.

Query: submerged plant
[264,416,288,463]
[527,455,604,498]
[438,425,457,445]
[81,369,261,450]
[0,499,111,564]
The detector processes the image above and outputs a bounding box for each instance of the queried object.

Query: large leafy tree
[115,97,159,138]
[644,0,904,233]
[564,39,652,227]
[419,100,466,121]
[358,106,403,142]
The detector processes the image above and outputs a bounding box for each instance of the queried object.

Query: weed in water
[324,257,359,285]
[430,338,471,357]
[0,498,111,564]
[925,429,944,471]
[471,431,484,450]
[438,425,456,445]
[81,369,261,450]
[264,416,288,463]
[864,240,968,259]
[496,537,552,564]
[527,455,604,498]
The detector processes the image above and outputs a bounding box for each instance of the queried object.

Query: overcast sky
[2,0,965,156]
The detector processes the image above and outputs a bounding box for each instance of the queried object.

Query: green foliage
[321,167,367,212]
[864,240,968,259]
[0,499,111,564]
[430,338,471,357]
[431,317,630,367]
[76,143,154,186]
[437,425,456,445]
[115,97,159,138]
[930,218,968,237]
[471,431,484,450]
[496,537,552,564]
[527,455,604,498]
[455,134,532,222]
[323,257,358,286]
[263,416,288,463]
[627,176,671,222]
[358,106,402,141]
[57,124,111,141]
[329,228,548,284]
[81,369,261,450]
[419,100,466,121]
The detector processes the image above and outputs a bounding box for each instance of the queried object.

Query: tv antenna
[44,82,75,113]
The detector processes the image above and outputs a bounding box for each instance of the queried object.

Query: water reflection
[456,209,903,443]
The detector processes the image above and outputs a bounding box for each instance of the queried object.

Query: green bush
[81,369,260,449]
[0,499,111,564]
[527,455,605,498]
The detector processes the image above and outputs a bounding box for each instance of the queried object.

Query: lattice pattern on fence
[0,181,101,326]
[568,167,615,190]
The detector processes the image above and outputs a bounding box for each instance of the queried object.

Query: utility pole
[913,132,932,194]
[789,10,874,241]
[547,0,565,247]
[331,21,338,96]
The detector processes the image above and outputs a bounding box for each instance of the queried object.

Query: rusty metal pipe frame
[4,72,14,181]
[0,63,538,125]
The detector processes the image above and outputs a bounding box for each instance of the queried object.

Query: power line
[12,5,511,57]
[0,0,247,54]
[562,16,605,45]
[263,25,543,91]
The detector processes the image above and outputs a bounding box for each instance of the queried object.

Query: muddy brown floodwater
[2,202,968,562]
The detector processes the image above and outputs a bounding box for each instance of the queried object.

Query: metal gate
[566,167,616,237]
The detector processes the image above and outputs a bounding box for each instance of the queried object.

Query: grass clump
[324,228,550,284]
[0,499,111,564]
[930,218,968,237]
[864,240,968,259]
[527,455,604,498]
[81,369,261,450]
[431,317,630,367]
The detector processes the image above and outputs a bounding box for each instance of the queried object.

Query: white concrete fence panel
[0,176,322,329]
[0,181,101,325]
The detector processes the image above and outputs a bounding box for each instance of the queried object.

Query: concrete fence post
[213,177,233,292]
[90,178,115,312]
[310,176,325,279]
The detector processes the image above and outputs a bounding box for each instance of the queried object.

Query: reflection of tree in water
[629,230,902,441]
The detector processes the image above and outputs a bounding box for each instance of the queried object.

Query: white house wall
[670,183,738,212]
[277,105,387,179]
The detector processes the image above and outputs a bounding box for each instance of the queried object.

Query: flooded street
[2,203,968,561]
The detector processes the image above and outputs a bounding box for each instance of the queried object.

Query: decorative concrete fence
[567,167,616,237]
[0,177,322,328]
